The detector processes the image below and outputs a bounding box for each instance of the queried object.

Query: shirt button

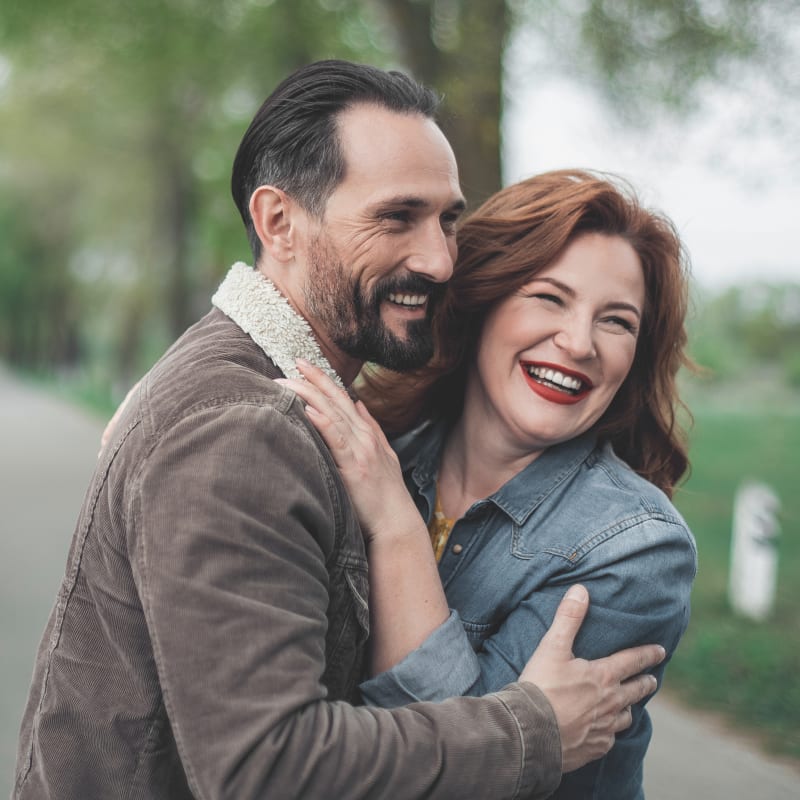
[451,544,463,555]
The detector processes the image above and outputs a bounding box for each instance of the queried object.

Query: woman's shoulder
[582,441,687,519]
[519,440,696,561]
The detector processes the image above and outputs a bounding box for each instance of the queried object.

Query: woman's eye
[603,316,637,334]
[535,293,563,305]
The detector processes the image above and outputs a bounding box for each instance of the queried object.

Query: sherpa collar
[212,262,344,388]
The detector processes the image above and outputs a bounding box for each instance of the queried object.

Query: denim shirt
[361,419,697,799]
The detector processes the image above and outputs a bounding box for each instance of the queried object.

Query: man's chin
[368,338,434,372]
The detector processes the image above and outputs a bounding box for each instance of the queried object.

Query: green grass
[670,408,800,761]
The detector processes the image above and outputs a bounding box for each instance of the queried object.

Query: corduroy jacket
[13,265,562,800]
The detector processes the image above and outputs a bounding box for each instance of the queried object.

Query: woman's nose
[553,322,597,360]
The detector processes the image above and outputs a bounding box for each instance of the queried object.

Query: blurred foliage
[0,0,796,402]
[685,282,800,407]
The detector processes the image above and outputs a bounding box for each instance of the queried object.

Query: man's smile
[387,292,428,308]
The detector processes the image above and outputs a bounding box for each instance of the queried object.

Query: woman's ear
[249,186,296,263]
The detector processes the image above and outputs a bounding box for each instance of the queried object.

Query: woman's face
[466,232,645,454]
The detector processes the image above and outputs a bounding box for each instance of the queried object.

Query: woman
[280,169,697,799]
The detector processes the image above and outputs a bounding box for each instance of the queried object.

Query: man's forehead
[337,105,457,171]
[332,105,462,206]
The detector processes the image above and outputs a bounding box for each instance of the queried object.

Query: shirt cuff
[359,609,480,707]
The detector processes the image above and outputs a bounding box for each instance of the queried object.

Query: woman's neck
[438,395,545,520]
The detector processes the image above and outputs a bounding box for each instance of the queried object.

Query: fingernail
[565,585,588,603]
[296,358,311,368]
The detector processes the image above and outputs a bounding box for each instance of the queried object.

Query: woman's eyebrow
[530,277,575,296]
[531,277,642,317]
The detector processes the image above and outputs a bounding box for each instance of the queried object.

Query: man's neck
[256,263,362,386]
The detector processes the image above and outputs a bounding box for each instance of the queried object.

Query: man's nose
[553,320,597,360]
[404,222,456,284]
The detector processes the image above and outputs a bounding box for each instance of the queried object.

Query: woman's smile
[520,360,593,405]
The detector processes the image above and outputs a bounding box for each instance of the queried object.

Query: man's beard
[304,235,442,372]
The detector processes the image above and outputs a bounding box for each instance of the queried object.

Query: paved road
[2,365,798,797]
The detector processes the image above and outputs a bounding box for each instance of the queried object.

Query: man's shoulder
[142,308,290,437]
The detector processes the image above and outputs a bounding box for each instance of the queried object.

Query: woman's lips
[520,361,593,406]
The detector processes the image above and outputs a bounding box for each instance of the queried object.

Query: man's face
[304,231,446,371]
[298,104,465,374]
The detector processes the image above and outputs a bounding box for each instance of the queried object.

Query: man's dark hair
[231,59,441,262]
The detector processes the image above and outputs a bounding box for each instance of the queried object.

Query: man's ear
[249,186,298,262]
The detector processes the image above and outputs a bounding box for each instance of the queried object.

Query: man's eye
[382,210,411,224]
[440,213,460,235]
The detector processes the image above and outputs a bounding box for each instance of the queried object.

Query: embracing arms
[277,361,672,774]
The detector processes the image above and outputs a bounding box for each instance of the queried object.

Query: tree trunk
[382,0,509,208]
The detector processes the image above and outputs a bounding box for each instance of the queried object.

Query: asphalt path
[2,365,798,797]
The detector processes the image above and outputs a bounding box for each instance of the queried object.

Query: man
[14,60,663,799]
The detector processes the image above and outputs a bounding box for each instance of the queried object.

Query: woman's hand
[275,360,425,546]
[99,380,141,455]
[278,359,450,674]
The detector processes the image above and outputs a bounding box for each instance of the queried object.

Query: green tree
[374,0,798,203]
[1,0,796,390]
[0,0,383,382]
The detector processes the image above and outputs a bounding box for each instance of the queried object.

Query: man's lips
[520,361,593,406]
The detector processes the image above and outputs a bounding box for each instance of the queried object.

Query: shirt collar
[212,262,344,388]
[405,417,598,526]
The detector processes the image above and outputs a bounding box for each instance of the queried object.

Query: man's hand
[520,585,664,773]
[99,381,140,454]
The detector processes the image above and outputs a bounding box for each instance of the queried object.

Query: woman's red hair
[359,169,693,496]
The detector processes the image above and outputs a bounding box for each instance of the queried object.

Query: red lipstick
[520,361,593,406]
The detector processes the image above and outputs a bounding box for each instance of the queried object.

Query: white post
[729,481,781,622]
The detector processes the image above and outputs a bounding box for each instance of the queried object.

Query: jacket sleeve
[132,399,561,800]
[360,513,696,796]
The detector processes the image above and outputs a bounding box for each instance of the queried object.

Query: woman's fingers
[275,376,352,453]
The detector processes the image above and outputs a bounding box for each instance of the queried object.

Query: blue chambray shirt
[361,419,697,799]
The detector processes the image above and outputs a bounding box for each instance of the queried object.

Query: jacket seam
[539,512,687,563]
[15,416,141,792]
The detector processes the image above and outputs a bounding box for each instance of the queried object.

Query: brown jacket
[14,271,561,799]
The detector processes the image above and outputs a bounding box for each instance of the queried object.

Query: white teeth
[526,365,585,393]
[388,292,426,307]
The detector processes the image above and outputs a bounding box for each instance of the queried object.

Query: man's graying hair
[231,59,441,262]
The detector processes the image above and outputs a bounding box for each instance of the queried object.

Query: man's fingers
[618,673,659,710]
[539,584,590,656]
[598,643,666,683]
[612,706,633,734]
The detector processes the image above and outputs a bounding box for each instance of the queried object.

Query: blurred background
[1,0,798,787]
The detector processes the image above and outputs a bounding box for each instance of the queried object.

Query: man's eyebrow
[372,195,467,213]
[530,277,642,317]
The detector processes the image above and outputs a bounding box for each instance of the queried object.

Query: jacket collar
[212,262,344,388]
[405,417,598,526]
